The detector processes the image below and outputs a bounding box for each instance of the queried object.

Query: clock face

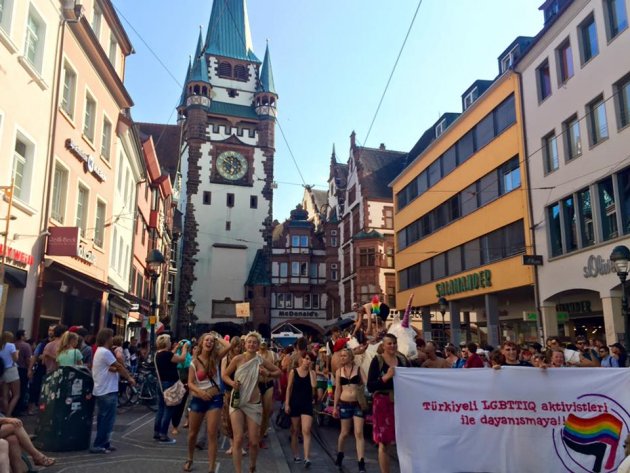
[216,151,248,181]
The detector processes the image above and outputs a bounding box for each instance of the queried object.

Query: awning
[3,265,27,288]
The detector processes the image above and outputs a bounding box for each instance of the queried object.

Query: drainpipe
[32,12,71,339]
[516,70,545,345]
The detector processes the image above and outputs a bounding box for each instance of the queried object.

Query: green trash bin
[34,366,95,451]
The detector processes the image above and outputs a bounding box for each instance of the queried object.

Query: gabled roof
[205,0,260,63]
[245,249,270,286]
[258,43,276,94]
[310,189,327,211]
[136,122,181,182]
[355,146,407,200]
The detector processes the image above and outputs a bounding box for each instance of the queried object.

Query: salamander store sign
[436,270,492,298]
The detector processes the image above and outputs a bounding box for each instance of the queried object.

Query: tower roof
[190,30,210,83]
[178,57,192,108]
[205,0,260,63]
[258,43,276,94]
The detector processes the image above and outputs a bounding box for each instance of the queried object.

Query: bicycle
[118,361,159,411]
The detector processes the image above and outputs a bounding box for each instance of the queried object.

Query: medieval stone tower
[176,0,277,331]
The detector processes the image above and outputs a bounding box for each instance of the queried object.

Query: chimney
[379,143,386,150]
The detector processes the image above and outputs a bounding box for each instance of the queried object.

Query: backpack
[275,407,291,429]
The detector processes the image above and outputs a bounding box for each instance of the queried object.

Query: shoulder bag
[195,358,221,398]
[154,353,186,406]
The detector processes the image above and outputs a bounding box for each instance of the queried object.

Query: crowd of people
[0,313,628,473]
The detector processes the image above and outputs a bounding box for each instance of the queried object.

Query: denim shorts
[339,401,364,420]
[190,394,223,413]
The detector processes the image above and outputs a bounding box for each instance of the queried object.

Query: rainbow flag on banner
[562,413,623,471]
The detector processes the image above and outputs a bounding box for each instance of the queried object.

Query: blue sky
[112,0,543,221]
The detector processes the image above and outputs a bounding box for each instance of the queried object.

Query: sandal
[34,455,56,467]
[183,459,193,472]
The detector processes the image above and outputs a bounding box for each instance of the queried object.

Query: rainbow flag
[326,375,334,406]
[561,413,623,472]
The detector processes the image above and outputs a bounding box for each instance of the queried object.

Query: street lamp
[185,298,196,339]
[609,245,630,353]
[146,248,165,353]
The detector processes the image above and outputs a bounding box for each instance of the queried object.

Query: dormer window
[464,87,479,111]
[435,119,446,138]
[218,62,232,77]
[500,45,519,73]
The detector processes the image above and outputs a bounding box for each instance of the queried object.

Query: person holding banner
[618,434,630,473]
[367,333,409,473]
[332,347,368,472]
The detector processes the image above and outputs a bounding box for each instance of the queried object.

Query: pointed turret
[255,42,278,119]
[179,29,212,115]
[331,144,337,163]
[258,43,276,94]
[177,57,192,112]
[205,0,259,62]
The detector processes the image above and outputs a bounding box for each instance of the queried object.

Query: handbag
[154,353,186,406]
[202,381,220,399]
[356,384,369,411]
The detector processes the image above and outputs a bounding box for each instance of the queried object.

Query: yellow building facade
[392,71,537,347]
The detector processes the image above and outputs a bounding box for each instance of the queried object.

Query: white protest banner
[394,367,630,473]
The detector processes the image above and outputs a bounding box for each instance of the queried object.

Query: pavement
[21,404,293,473]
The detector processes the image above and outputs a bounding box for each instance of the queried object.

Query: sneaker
[293,457,302,463]
[358,458,366,473]
[159,437,177,444]
[304,459,311,469]
[105,446,117,452]
[89,448,110,454]
[153,433,161,440]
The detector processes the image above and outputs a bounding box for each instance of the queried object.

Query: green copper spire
[205,0,259,62]
[258,42,276,94]
[178,57,192,108]
[190,30,209,83]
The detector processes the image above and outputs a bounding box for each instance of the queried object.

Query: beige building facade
[517,0,630,344]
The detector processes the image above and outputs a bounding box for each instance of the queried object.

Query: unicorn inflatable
[347,294,418,375]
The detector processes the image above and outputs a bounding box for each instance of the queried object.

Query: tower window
[234,64,248,81]
[250,195,258,209]
[228,89,238,98]
[218,62,232,77]
[227,193,235,207]
[203,191,211,205]
[226,221,231,231]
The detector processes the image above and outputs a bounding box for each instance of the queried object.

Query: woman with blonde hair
[184,333,234,473]
[617,434,630,473]
[223,331,281,473]
[333,347,367,472]
[56,332,83,367]
[154,334,188,444]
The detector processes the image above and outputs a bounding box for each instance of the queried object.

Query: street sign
[522,254,544,266]
[236,302,250,318]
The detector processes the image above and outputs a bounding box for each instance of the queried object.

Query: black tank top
[291,368,312,404]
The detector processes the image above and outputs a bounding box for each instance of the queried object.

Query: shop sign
[272,309,326,319]
[47,227,79,257]
[65,139,107,182]
[522,255,543,266]
[77,245,96,264]
[0,244,34,266]
[435,270,492,298]
[583,255,613,278]
[523,312,538,321]
[555,301,592,315]
[556,311,570,323]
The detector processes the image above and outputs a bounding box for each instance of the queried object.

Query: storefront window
[548,203,563,257]
[578,188,595,246]
[617,168,630,235]
[598,177,618,241]
[562,196,577,252]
